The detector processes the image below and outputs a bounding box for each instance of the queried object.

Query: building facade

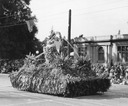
[74,34,128,66]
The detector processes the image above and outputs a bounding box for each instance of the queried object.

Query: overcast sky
[30,0,128,41]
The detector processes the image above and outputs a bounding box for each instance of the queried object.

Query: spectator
[109,66,114,79]
[121,68,128,85]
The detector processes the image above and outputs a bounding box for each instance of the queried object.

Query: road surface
[0,74,128,106]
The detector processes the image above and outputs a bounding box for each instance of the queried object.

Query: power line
[0,12,66,28]
[73,0,127,12]
[0,10,68,22]
[35,0,76,10]
[42,11,68,19]
[1,1,128,27]
[1,4,127,27]
[1,0,127,20]
[73,5,128,17]
[32,0,128,21]
[32,0,122,19]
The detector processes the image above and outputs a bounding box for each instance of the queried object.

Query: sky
[30,0,128,41]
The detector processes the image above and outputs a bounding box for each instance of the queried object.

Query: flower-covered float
[9,31,111,97]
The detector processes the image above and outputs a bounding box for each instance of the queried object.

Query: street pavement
[0,74,128,106]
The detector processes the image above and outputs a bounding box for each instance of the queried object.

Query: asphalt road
[0,74,128,106]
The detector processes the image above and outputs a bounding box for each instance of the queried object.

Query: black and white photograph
[0,0,128,106]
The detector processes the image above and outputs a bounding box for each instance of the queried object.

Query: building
[74,34,128,66]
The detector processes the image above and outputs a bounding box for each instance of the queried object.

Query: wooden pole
[67,9,72,57]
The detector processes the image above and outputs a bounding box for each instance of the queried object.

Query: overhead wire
[41,11,68,19]
[0,0,128,27]
[39,4,128,22]
[1,4,128,28]
[36,0,77,10]
[35,0,128,21]
[0,0,67,28]
[1,0,128,19]
[73,5,128,17]
[31,0,124,20]
[0,10,68,21]
[0,0,126,20]
[0,10,68,27]
[73,0,127,12]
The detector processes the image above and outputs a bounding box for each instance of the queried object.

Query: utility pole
[110,35,113,67]
[67,9,72,57]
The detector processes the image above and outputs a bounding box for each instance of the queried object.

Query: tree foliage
[0,0,42,59]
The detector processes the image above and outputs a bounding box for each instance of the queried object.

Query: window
[117,46,128,62]
[98,47,105,62]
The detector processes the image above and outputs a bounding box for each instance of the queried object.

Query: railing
[80,34,128,41]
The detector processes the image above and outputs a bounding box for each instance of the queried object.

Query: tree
[0,0,43,59]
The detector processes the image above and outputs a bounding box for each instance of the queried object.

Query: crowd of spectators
[0,59,24,73]
[1,59,128,85]
[92,63,128,85]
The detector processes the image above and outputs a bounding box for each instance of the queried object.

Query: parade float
[9,31,111,97]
